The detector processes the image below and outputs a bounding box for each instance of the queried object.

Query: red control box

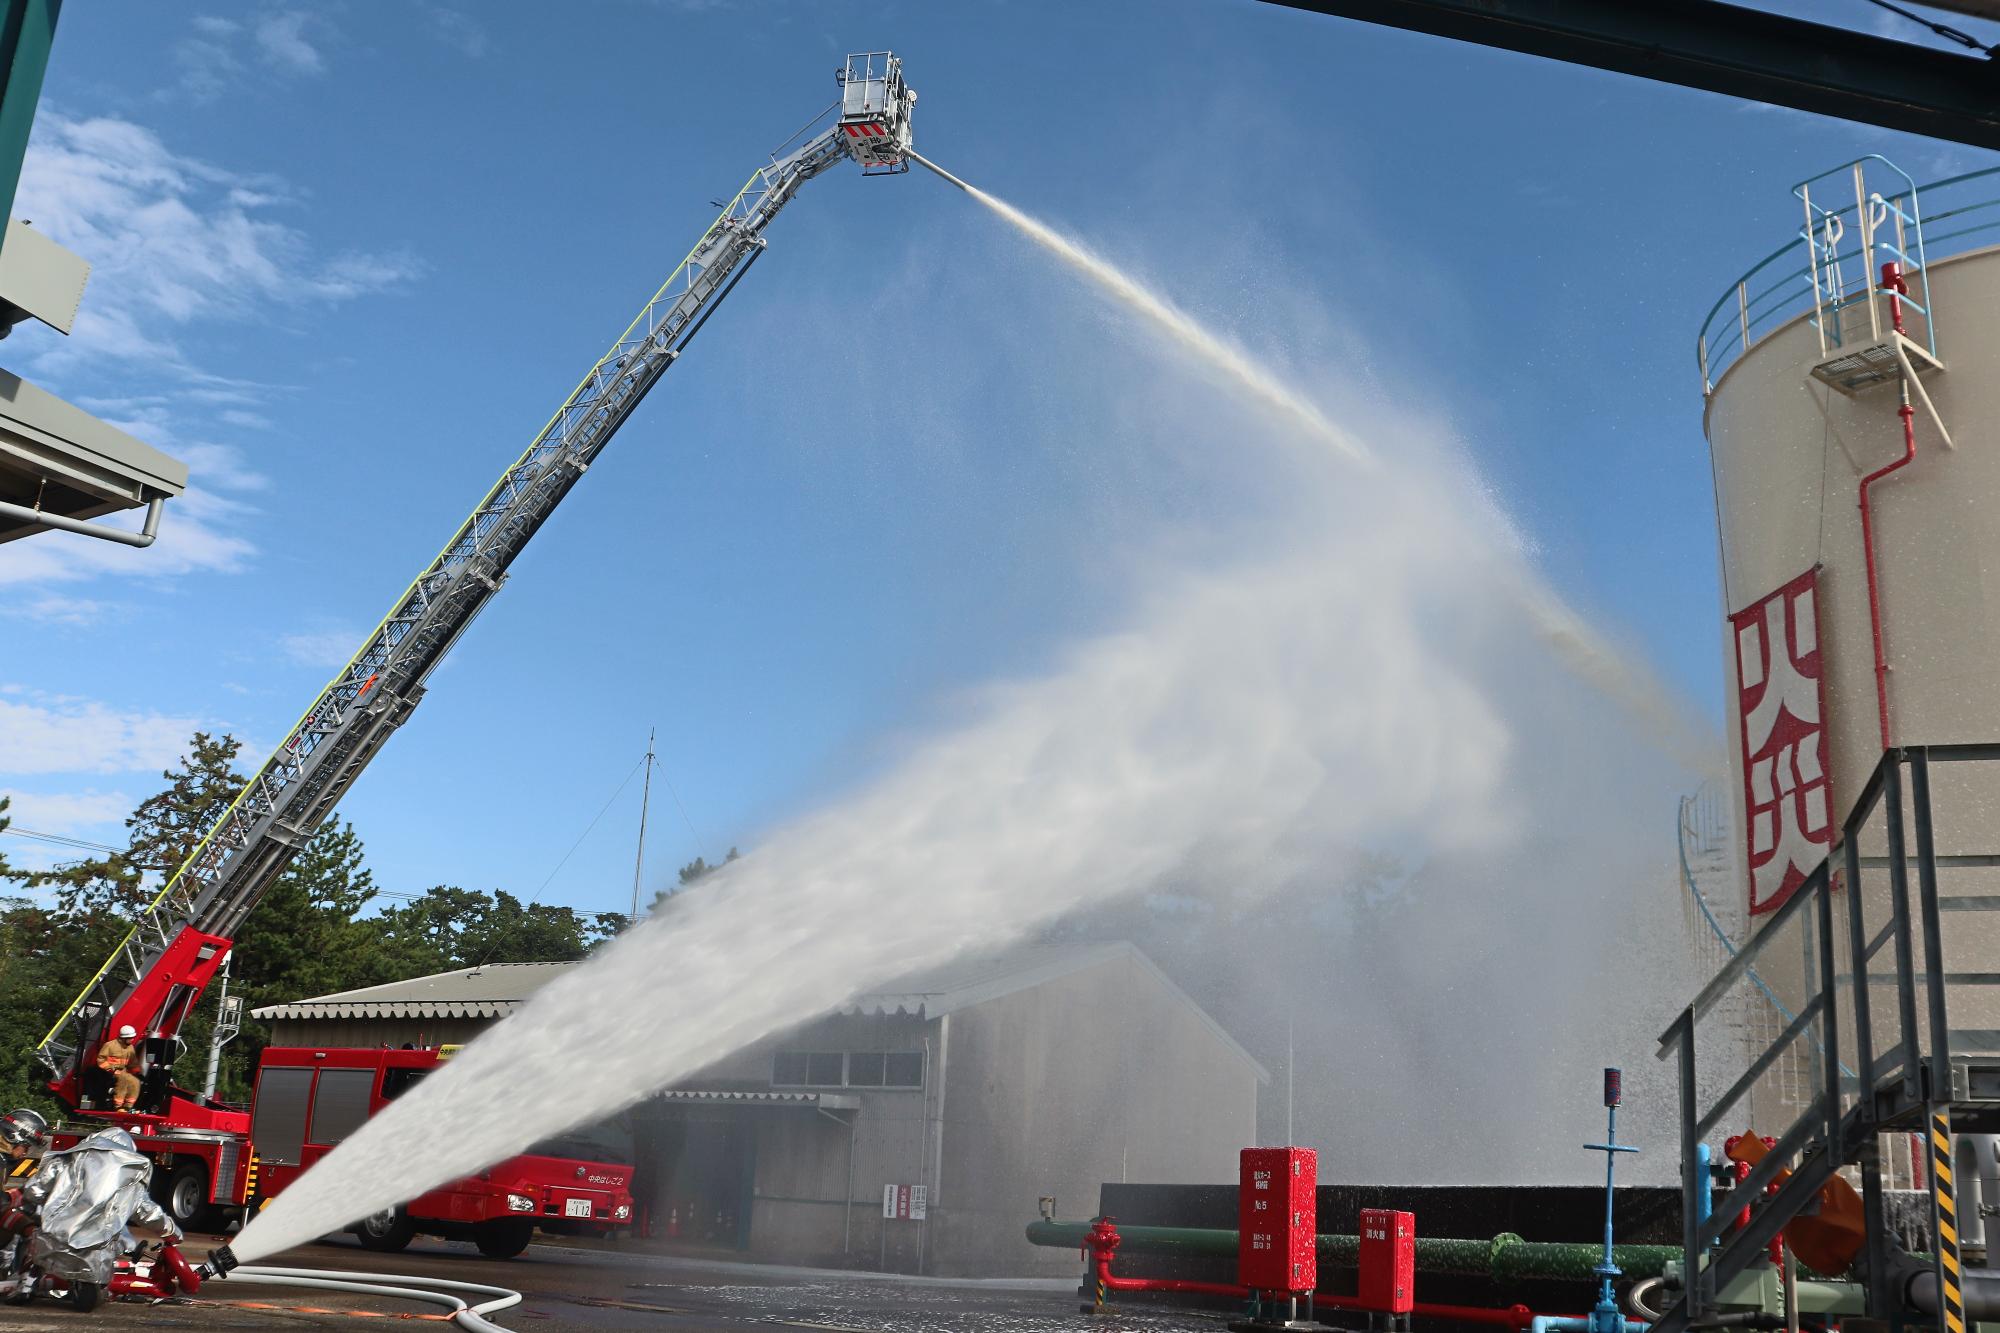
[1237,1147,1317,1293]
[1358,1208,1415,1313]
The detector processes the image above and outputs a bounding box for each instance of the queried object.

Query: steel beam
[1255,0,2000,150]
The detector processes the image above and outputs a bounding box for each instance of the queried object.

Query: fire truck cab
[252,1046,635,1258]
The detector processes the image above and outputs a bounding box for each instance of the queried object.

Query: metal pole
[1678,1010,1705,1321]
[629,730,654,922]
[1845,832,1877,1113]
[1858,1134,1896,1326]
[1287,1013,1295,1145]
[1857,163,1881,345]
[917,1034,930,1275]
[1909,750,1952,1096]
[927,1013,950,1274]
[1884,759,1923,1102]
[1815,880,1842,1162]
[1587,1068,1639,1333]
[202,952,239,1100]
[845,1113,856,1254]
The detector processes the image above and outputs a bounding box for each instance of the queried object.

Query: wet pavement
[0,1234,1218,1333]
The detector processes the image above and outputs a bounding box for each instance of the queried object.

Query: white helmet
[0,1108,49,1151]
[116,1024,137,1040]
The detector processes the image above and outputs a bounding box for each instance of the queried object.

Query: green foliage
[0,732,646,1110]
[648,845,740,915]
[372,886,622,971]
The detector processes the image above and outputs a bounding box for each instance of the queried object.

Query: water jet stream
[907,150,1708,772]
[231,158,1706,1264]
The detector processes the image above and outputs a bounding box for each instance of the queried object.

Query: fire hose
[207,1264,523,1332]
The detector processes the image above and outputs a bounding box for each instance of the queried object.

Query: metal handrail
[1697,162,2000,394]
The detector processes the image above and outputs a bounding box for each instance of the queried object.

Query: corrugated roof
[251,942,1266,1079]
[250,961,574,1021]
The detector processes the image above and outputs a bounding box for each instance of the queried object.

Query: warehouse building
[254,940,1265,1275]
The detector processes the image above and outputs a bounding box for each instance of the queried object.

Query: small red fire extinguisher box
[1358,1208,1415,1313]
[1238,1147,1317,1293]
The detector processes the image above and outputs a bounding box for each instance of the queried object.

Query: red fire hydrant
[1082,1218,1122,1314]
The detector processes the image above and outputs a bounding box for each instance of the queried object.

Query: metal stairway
[1657,747,2000,1333]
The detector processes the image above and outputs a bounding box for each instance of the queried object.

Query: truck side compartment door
[250,1067,315,1166]
[308,1068,375,1147]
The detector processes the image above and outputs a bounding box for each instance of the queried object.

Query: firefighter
[97,1026,142,1112]
[0,1109,47,1176]
[0,1108,50,1265]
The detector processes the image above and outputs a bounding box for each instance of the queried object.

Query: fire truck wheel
[355,1207,415,1252]
[65,1280,101,1312]
[472,1218,533,1259]
[159,1162,215,1231]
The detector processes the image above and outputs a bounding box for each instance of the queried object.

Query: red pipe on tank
[1859,261,1919,752]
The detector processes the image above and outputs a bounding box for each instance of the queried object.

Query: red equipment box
[1237,1146,1317,1293]
[1358,1208,1415,1313]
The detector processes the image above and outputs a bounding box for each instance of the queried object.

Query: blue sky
[1,0,1994,916]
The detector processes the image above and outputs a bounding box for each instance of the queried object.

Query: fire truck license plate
[564,1199,592,1218]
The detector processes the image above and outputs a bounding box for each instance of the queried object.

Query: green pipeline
[1025,1221,1678,1284]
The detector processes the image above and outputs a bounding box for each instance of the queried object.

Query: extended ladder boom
[37,53,917,1117]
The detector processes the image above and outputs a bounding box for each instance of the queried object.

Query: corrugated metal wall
[264,1017,493,1049]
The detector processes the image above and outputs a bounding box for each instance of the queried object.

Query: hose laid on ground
[218,1265,523,1332]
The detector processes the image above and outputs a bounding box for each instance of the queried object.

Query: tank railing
[1796,157,1933,367]
[1699,162,2000,395]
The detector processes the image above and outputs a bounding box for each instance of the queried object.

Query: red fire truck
[51,1044,633,1259]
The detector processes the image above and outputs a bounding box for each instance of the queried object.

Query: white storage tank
[1702,157,2000,1090]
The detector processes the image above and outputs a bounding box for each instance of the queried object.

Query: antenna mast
[630,729,655,922]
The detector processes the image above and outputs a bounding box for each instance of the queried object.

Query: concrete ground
[0,1234,1214,1333]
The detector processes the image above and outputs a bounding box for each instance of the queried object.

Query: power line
[532,751,650,901]
[1860,0,1998,54]
[0,826,122,855]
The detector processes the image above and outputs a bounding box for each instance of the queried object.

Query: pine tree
[125,731,246,880]
[33,732,247,921]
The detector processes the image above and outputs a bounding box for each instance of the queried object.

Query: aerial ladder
[33,52,919,1130]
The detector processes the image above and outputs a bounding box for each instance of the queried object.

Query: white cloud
[253,11,325,75]
[0,691,200,776]
[0,593,111,626]
[172,31,243,103]
[280,627,363,669]
[3,110,420,587]
[425,6,489,58]
[0,788,131,833]
[16,110,421,376]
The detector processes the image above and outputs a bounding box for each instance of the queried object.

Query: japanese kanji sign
[1731,569,1833,914]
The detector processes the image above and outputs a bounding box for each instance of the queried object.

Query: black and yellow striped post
[7,1156,31,1179]
[1930,1109,1967,1333]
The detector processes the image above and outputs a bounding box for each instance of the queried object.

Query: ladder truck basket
[837,51,915,174]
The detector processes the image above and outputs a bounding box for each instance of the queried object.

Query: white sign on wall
[882,1184,927,1220]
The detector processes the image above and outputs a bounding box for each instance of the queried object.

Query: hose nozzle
[198,1243,239,1279]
